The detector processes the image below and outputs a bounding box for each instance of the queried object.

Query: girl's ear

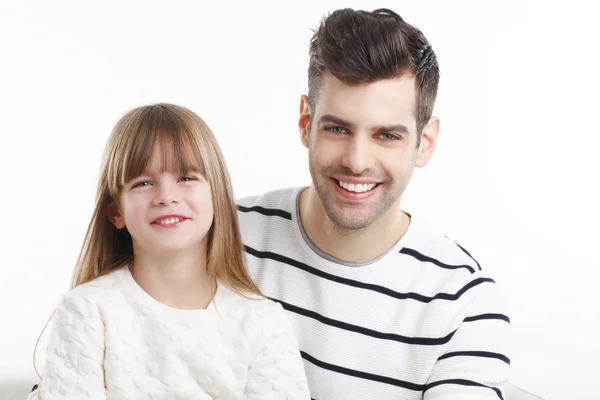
[106,201,125,229]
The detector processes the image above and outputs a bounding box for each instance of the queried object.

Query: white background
[1,1,599,399]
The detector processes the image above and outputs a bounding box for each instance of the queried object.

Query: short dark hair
[308,8,439,142]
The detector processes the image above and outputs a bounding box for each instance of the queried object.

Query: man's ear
[106,201,125,229]
[416,116,440,168]
[298,94,311,149]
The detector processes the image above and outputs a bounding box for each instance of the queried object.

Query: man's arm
[424,282,511,399]
[26,384,39,400]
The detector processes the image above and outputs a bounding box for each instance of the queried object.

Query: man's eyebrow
[372,123,410,134]
[318,114,410,134]
[318,114,354,128]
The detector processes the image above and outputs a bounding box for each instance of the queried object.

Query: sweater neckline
[120,265,223,319]
[291,186,417,268]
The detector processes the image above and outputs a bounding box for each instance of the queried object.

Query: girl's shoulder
[217,285,289,328]
[63,266,129,304]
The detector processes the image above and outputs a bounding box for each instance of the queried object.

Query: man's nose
[341,134,375,174]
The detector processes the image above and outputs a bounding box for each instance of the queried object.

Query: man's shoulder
[235,187,302,242]
[398,217,506,312]
[236,186,302,218]
[404,216,485,277]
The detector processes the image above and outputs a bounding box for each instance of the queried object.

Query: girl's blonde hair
[34,104,260,388]
[73,103,260,294]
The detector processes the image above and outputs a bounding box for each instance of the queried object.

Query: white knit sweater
[37,266,310,400]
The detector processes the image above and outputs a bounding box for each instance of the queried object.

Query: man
[30,7,509,400]
[236,7,510,400]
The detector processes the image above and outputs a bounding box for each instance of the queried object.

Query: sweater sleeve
[243,301,311,400]
[424,280,511,400]
[40,291,107,400]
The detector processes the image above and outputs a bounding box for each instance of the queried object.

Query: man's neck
[130,245,213,310]
[299,187,410,264]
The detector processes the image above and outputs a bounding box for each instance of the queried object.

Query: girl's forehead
[121,135,205,183]
[139,154,201,176]
[142,161,171,174]
[144,141,191,172]
[145,150,167,171]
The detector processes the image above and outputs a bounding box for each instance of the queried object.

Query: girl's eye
[132,181,151,188]
[180,176,198,182]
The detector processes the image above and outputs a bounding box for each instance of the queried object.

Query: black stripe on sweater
[399,247,476,274]
[244,245,495,303]
[464,313,510,324]
[301,350,425,391]
[437,350,511,365]
[451,240,483,271]
[424,379,504,399]
[272,297,456,345]
[236,205,292,220]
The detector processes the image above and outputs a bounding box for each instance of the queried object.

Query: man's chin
[324,209,377,231]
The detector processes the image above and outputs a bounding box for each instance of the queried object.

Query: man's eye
[325,126,347,134]
[379,133,400,141]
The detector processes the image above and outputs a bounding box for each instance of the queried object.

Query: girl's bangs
[108,109,206,194]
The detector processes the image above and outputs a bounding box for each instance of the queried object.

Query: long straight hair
[72,103,260,295]
[34,104,261,387]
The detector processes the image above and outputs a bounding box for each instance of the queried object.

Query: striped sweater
[237,187,511,400]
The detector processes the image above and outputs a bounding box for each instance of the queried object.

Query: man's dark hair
[308,8,439,142]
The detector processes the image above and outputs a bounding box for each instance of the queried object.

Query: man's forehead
[316,74,418,131]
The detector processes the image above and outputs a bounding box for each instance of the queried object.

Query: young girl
[31,104,310,399]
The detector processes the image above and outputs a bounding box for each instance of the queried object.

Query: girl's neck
[130,249,214,310]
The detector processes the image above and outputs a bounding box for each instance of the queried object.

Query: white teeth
[158,217,181,225]
[338,180,376,193]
